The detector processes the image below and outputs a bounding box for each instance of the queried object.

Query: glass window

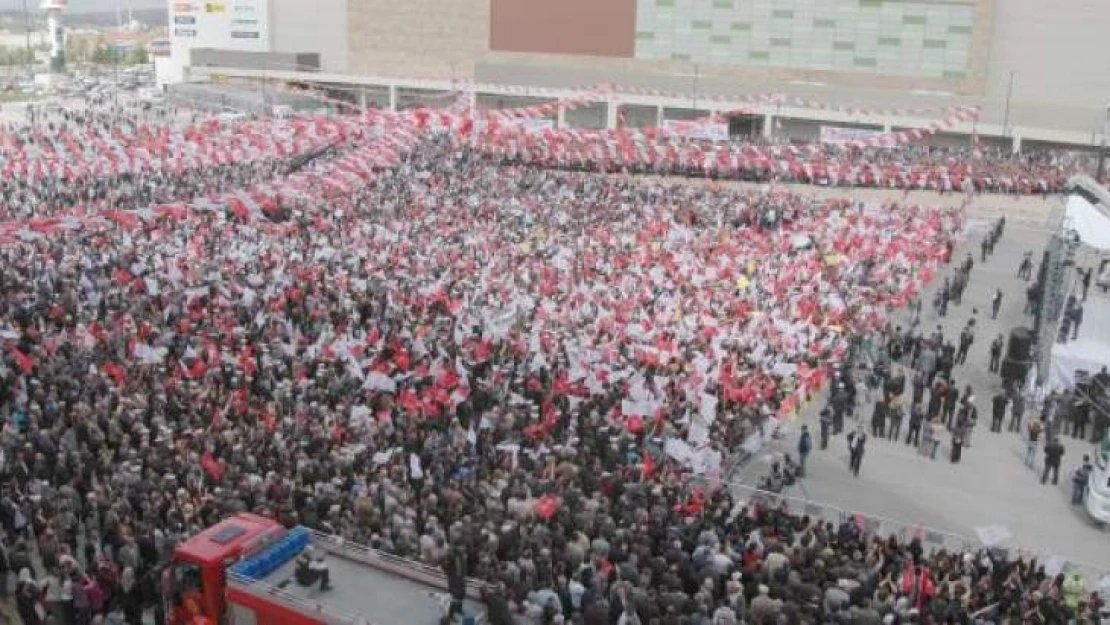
[166,563,206,621]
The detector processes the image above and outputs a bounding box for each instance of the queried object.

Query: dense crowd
[0,106,1103,625]
[0,107,354,222]
[478,128,1093,196]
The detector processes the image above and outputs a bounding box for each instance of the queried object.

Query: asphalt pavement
[733,192,1110,581]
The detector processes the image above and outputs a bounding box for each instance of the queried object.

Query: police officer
[819,407,833,450]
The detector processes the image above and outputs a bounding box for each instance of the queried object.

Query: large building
[165,0,1110,148]
[161,0,348,83]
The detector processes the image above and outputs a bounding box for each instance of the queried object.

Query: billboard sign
[168,0,268,51]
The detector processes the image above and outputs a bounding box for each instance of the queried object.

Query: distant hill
[67,8,164,28]
[0,7,164,29]
[0,0,163,10]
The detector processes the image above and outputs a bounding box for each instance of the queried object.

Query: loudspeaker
[1001,358,1030,384]
[1006,327,1034,362]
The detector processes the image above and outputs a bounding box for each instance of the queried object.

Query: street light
[1097,103,1110,184]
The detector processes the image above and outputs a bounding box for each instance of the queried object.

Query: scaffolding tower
[1034,212,1078,386]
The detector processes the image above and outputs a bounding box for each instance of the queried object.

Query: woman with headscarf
[16,568,44,625]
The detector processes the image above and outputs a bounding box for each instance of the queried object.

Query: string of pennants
[412,101,981,153]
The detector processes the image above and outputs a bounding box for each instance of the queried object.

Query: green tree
[91,45,121,65]
[67,37,94,64]
[0,46,34,66]
[129,44,148,66]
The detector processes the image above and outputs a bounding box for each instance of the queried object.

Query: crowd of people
[0,105,356,222]
[0,99,1103,625]
[479,126,1095,196]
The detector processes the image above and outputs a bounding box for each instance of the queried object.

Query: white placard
[974,525,1012,547]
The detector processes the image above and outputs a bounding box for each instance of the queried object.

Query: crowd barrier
[683,479,1110,593]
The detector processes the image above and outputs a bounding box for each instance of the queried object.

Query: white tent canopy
[1066,194,1110,251]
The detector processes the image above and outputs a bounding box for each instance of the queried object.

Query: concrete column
[656,105,664,127]
[388,84,398,112]
[557,103,567,129]
[762,112,774,138]
[358,89,368,111]
[606,100,619,130]
[1012,132,1022,154]
[883,123,892,133]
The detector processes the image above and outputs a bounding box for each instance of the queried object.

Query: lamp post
[1097,103,1110,184]
[691,63,699,116]
[1001,70,1014,138]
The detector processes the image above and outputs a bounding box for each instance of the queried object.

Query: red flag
[9,347,34,375]
[186,358,207,379]
[534,495,560,520]
[201,453,224,481]
[260,410,277,431]
[102,363,127,387]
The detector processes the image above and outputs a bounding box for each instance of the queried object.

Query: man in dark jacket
[944,383,960,428]
[956,324,974,366]
[991,391,1008,432]
[1042,438,1065,485]
[906,402,925,448]
[482,583,516,625]
[797,425,813,477]
[847,426,867,477]
[988,334,1003,373]
[443,544,468,620]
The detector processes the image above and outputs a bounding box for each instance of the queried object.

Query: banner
[662,120,729,142]
[820,126,884,145]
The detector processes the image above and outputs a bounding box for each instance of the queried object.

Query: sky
[0,0,164,12]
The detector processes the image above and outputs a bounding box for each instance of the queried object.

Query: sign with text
[661,120,729,142]
[169,0,268,52]
[819,125,884,145]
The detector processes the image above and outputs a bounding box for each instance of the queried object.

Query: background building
[161,0,347,84]
[165,0,1110,147]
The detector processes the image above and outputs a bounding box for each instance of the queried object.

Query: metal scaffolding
[1034,214,1079,386]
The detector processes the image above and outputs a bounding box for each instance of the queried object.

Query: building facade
[161,0,347,84]
[344,0,1109,139]
[167,0,1110,145]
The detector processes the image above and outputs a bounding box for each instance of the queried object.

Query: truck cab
[167,513,502,625]
[166,514,287,624]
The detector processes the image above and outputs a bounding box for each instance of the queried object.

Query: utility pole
[1098,104,1109,183]
[691,63,700,116]
[1001,70,1014,137]
[22,0,30,69]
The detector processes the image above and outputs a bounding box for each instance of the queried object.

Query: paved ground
[733,189,1110,582]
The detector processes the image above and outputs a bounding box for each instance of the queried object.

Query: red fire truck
[165,513,492,624]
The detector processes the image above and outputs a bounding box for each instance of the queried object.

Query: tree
[0,45,35,66]
[67,36,95,64]
[129,44,148,66]
[91,45,121,65]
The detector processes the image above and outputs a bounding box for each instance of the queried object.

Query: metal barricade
[696,480,1110,593]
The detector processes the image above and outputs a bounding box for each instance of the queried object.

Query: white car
[1086,435,1110,524]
